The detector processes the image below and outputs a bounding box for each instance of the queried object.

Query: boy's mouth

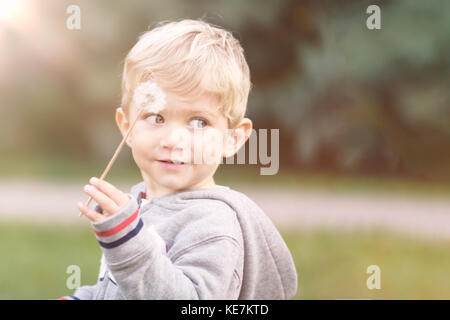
[157,159,188,169]
[158,159,186,165]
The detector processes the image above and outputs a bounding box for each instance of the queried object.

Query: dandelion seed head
[133,81,166,113]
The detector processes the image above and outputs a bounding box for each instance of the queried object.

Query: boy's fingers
[89,177,129,207]
[83,184,119,216]
[77,202,103,222]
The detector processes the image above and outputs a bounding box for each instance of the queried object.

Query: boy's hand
[77,177,130,222]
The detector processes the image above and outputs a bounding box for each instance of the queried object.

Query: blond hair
[120,19,252,128]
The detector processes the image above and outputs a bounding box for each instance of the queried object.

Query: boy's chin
[152,175,213,193]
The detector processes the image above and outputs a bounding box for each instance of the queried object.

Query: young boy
[68,19,297,300]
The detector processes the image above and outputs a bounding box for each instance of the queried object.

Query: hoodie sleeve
[58,284,97,300]
[90,196,243,299]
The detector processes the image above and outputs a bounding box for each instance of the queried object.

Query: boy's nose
[159,126,190,150]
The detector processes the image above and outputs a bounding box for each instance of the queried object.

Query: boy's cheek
[196,128,225,165]
[222,131,237,158]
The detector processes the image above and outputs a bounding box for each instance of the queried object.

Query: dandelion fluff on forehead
[133,81,166,113]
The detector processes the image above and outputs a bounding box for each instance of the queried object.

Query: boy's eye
[146,114,164,124]
[189,118,208,129]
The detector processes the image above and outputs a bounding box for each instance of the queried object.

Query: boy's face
[116,87,240,197]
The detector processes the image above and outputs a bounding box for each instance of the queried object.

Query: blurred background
[1,0,450,299]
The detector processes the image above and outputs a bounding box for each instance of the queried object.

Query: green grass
[1,222,450,299]
[283,229,450,299]
[0,223,101,299]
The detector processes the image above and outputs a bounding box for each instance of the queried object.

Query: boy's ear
[223,118,253,158]
[115,107,132,147]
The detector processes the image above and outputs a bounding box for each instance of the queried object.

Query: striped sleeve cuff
[91,195,143,255]
[58,296,80,300]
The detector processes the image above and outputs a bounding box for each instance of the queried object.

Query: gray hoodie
[62,182,297,300]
